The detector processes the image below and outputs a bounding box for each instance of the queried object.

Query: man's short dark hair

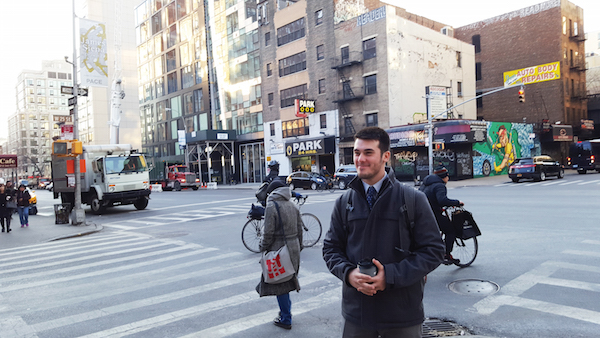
[354,127,390,154]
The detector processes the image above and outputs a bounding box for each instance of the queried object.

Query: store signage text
[286,139,322,156]
[503,61,560,87]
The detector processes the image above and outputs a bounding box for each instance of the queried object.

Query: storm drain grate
[422,318,470,337]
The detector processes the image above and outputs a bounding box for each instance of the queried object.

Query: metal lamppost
[66,0,85,225]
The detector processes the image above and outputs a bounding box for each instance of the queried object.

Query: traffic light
[518,88,525,103]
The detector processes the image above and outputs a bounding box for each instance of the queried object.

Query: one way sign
[61,86,88,96]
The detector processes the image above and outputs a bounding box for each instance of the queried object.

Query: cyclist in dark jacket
[323,127,444,336]
[419,166,463,264]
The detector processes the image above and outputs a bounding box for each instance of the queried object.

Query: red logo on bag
[266,254,286,278]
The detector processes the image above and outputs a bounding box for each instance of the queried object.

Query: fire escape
[331,49,364,141]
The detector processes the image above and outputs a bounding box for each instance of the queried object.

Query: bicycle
[442,206,479,267]
[241,193,323,253]
[316,177,337,193]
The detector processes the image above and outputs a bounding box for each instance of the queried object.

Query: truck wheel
[192,186,199,190]
[90,194,105,215]
[174,181,182,191]
[134,197,149,210]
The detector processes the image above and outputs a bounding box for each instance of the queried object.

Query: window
[166,50,177,72]
[341,46,349,64]
[472,35,481,53]
[366,113,378,127]
[268,93,274,106]
[320,114,327,129]
[475,63,482,81]
[193,89,203,112]
[364,74,377,95]
[167,72,178,93]
[363,38,376,59]
[315,9,323,26]
[563,16,567,35]
[319,79,326,94]
[476,97,483,108]
[456,51,461,67]
[457,82,463,97]
[279,51,306,76]
[267,63,273,76]
[282,117,309,138]
[277,17,305,46]
[226,12,239,35]
[270,123,275,136]
[181,65,194,89]
[280,84,307,108]
[265,32,271,46]
[317,45,325,60]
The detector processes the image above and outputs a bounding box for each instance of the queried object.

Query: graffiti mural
[334,0,369,24]
[472,122,534,177]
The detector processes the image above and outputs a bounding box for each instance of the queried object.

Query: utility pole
[70,0,85,225]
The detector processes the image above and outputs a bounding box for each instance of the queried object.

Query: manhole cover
[448,279,500,296]
[152,231,190,239]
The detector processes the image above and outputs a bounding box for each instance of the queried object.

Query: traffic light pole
[70,0,86,225]
[425,84,522,174]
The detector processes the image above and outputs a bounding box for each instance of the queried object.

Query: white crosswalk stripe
[0,233,341,337]
[473,241,600,325]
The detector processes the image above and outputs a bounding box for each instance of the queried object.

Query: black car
[333,165,357,190]
[508,156,564,182]
[286,171,326,190]
[567,140,600,174]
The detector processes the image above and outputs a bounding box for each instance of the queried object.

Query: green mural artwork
[472,122,534,177]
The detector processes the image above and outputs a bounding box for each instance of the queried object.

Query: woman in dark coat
[0,181,12,232]
[256,180,303,330]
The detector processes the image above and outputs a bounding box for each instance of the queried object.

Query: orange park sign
[503,61,560,87]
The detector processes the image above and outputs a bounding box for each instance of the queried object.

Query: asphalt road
[1,171,599,337]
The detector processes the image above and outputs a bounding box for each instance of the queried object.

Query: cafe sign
[0,155,18,168]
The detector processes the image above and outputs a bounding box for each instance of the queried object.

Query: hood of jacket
[422,174,444,187]
[267,186,291,202]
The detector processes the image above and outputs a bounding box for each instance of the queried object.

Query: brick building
[455,0,586,159]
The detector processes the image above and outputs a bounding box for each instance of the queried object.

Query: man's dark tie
[366,186,377,209]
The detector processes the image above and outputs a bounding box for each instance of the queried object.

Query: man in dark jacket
[323,127,444,337]
[419,166,463,265]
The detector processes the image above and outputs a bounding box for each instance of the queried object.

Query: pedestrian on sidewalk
[256,180,304,330]
[16,184,31,228]
[0,179,12,233]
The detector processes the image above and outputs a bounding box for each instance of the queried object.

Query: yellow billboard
[503,61,560,87]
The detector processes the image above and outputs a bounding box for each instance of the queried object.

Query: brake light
[591,155,595,164]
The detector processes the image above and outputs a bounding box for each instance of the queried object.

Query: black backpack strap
[340,190,353,230]
[398,184,417,254]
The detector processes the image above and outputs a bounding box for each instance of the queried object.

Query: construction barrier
[150,184,163,192]
[207,182,218,190]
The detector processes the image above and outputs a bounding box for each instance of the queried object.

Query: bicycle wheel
[450,236,478,267]
[300,213,322,247]
[328,182,337,193]
[241,218,263,253]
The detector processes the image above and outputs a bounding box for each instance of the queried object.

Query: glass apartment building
[135,0,265,183]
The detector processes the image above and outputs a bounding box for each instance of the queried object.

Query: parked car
[46,182,54,191]
[333,165,357,190]
[286,171,326,190]
[508,156,564,182]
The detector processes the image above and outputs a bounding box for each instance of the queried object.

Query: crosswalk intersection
[0,232,342,337]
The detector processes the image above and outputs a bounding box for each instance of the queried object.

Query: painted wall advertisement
[503,61,560,87]
[472,122,534,177]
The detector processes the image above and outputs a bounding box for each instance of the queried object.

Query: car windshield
[105,155,148,174]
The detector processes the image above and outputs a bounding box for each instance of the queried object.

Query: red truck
[149,162,201,191]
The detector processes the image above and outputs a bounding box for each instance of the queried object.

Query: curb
[47,223,104,242]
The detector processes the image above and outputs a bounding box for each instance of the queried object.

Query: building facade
[78,0,141,148]
[259,0,340,176]
[6,60,73,181]
[455,0,586,159]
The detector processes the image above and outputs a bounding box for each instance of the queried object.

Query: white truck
[51,144,151,214]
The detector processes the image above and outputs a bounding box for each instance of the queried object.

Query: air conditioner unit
[441,26,454,38]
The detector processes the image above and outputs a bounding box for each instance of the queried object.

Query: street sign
[61,86,88,96]
[68,96,77,106]
[53,115,73,123]
[61,124,74,140]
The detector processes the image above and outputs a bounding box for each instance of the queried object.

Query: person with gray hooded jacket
[255,180,304,330]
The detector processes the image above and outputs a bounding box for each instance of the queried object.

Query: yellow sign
[503,61,560,87]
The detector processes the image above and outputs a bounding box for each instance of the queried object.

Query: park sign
[503,61,560,87]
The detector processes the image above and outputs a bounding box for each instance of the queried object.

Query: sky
[1,0,599,139]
